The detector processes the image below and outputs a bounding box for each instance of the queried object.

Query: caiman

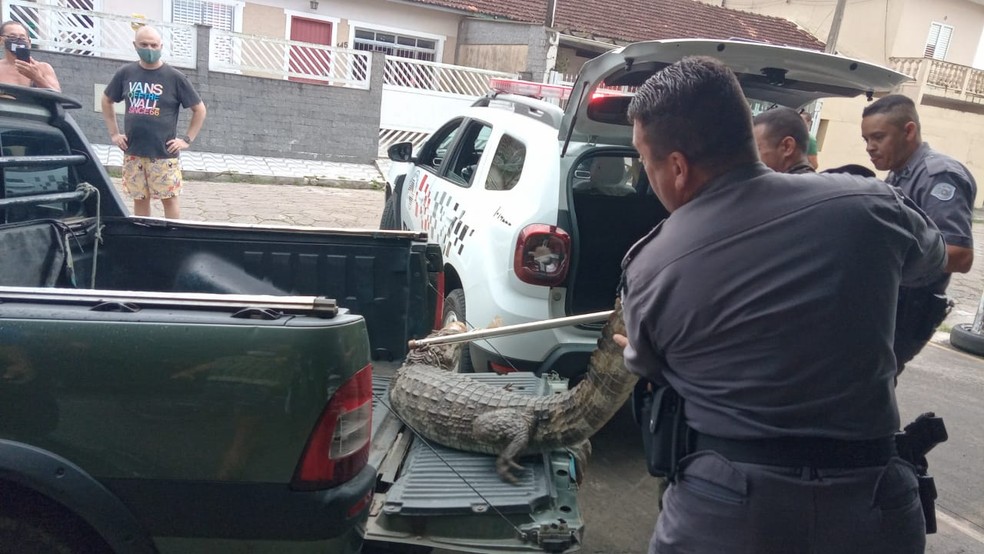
[389,299,638,482]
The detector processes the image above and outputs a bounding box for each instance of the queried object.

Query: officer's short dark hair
[627,56,757,170]
[862,94,920,131]
[753,107,810,155]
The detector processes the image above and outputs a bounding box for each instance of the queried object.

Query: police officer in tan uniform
[862,94,976,372]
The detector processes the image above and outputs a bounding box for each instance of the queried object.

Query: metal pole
[408,310,614,349]
[824,0,849,53]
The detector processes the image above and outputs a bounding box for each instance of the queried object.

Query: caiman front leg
[472,409,533,484]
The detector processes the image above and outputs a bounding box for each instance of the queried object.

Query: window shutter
[935,25,952,60]
[925,22,953,61]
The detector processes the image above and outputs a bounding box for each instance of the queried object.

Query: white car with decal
[381,39,909,376]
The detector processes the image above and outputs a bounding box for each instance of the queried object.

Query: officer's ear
[779,136,797,156]
[903,121,919,142]
[666,151,689,191]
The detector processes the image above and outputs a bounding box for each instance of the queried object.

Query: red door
[289,18,332,84]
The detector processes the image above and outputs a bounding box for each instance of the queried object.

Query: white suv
[381,39,907,375]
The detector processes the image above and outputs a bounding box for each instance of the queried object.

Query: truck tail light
[514,224,571,287]
[292,364,372,490]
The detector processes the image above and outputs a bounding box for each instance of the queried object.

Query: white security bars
[208,29,372,90]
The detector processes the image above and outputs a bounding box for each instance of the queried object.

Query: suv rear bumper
[470,342,594,379]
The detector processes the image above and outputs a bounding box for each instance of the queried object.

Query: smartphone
[13,44,30,63]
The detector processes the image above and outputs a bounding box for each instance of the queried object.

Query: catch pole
[408,310,614,349]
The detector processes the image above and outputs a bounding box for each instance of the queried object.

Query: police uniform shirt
[888,142,976,291]
[620,163,945,441]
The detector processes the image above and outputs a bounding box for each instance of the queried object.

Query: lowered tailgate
[368,371,584,553]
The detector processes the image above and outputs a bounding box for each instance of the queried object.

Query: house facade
[697,0,984,206]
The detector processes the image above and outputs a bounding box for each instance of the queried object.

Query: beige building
[699,0,984,205]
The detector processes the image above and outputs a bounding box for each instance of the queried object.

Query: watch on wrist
[179,134,193,144]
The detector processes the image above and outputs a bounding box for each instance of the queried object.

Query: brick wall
[38,25,383,163]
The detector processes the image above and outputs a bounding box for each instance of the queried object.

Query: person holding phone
[0,21,60,91]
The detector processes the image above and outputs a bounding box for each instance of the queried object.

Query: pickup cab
[381,39,910,377]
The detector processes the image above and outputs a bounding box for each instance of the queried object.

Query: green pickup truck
[0,85,584,554]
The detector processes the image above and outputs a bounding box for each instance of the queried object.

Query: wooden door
[289,17,332,84]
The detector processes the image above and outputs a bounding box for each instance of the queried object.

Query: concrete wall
[42,25,383,163]
[457,19,554,82]
[242,0,460,64]
[107,0,163,22]
[242,3,286,38]
[894,0,984,65]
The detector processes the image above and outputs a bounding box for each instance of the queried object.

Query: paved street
[111,179,386,228]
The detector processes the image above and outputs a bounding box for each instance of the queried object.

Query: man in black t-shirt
[101,25,206,219]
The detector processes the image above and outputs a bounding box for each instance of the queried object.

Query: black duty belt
[693,433,897,468]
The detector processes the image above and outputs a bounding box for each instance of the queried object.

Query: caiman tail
[531,298,638,450]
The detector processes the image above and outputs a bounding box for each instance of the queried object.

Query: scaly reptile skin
[389,300,637,482]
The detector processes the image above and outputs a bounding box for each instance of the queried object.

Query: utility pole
[825,0,849,53]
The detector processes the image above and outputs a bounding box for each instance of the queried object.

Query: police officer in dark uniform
[616,57,945,554]
[862,94,976,372]
[752,106,816,174]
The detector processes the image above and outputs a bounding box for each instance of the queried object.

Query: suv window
[418,118,462,172]
[485,133,525,191]
[447,122,491,187]
[1,124,80,223]
[572,155,636,196]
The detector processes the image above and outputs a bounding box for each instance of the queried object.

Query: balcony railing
[890,57,984,103]
[208,29,372,89]
[1,0,196,68]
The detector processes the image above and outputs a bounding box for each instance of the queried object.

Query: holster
[633,380,690,480]
[917,474,939,534]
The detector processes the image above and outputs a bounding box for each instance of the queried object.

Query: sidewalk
[91,144,386,188]
[940,208,984,333]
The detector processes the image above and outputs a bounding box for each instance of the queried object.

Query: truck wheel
[950,323,984,356]
[443,289,474,373]
[361,540,432,553]
[0,512,109,554]
[379,195,399,230]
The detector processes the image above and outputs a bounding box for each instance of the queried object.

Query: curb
[103,164,382,190]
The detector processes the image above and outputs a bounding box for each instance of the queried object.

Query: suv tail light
[514,224,571,286]
[292,364,372,490]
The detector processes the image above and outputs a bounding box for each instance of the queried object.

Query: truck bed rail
[0,286,338,317]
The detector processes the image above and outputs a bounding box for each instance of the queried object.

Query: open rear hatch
[559,38,911,148]
[563,39,912,319]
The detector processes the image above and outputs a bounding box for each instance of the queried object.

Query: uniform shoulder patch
[930,182,956,201]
